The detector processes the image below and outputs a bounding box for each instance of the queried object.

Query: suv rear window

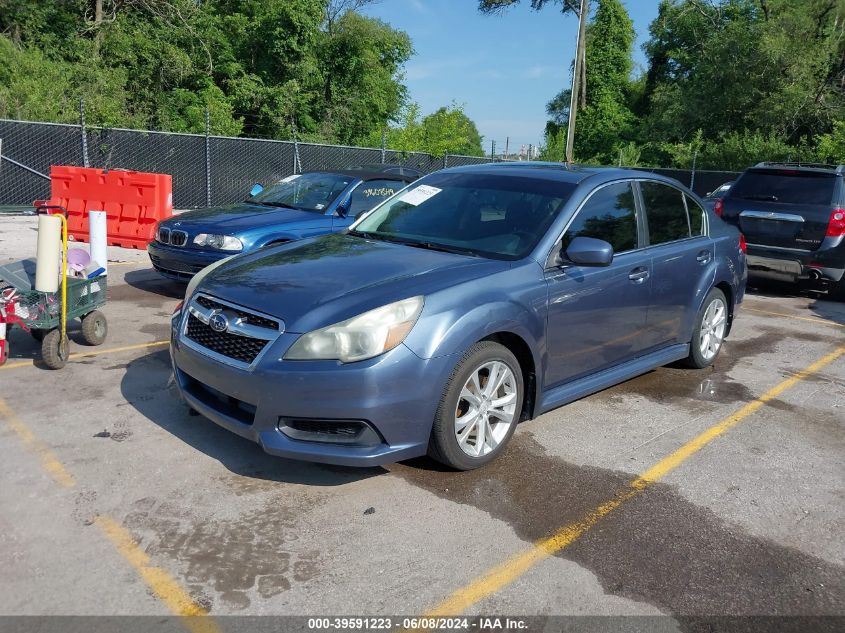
[729,170,836,206]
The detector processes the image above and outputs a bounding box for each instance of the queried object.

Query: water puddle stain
[392,435,844,627]
[123,496,322,611]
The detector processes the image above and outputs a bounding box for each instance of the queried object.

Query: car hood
[164,203,323,233]
[197,233,509,333]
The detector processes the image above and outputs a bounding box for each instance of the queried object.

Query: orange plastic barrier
[35,166,173,249]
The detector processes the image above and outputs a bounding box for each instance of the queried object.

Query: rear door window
[685,194,705,236]
[729,170,836,206]
[641,181,691,245]
[563,181,638,253]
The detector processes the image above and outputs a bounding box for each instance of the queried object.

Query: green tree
[373,103,484,157]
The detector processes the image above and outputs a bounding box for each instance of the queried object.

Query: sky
[362,0,661,155]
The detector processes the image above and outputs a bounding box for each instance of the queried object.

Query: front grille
[170,230,188,247]
[186,313,268,364]
[158,227,171,244]
[196,296,280,330]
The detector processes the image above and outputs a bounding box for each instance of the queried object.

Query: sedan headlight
[193,233,243,251]
[284,296,424,363]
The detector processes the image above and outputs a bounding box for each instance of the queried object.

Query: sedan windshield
[251,173,353,212]
[351,172,575,260]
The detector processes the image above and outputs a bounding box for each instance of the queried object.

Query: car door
[544,180,652,388]
[332,179,405,231]
[638,180,713,350]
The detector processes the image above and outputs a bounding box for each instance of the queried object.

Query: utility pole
[491,139,496,159]
[504,137,509,160]
[565,0,588,165]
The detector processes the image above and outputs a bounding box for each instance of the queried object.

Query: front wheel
[428,341,523,470]
[41,328,70,370]
[686,288,728,369]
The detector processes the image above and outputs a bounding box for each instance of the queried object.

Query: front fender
[404,299,545,368]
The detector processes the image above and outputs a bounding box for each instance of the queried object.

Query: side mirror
[563,236,614,267]
[249,183,264,197]
[335,196,351,217]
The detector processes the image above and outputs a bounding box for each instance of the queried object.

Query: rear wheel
[41,328,70,370]
[686,288,728,369]
[428,341,523,470]
[81,310,108,346]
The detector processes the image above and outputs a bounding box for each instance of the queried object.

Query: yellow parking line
[0,340,169,371]
[426,346,845,616]
[0,398,76,488]
[744,307,844,329]
[0,397,218,630]
[95,516,219,630]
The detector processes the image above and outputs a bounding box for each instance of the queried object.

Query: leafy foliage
[533,0,845,168]
[0,0,411,144]
[373,102,484,157]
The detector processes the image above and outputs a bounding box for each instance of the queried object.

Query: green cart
[0,258,108,369]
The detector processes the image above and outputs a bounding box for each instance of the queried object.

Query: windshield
[351,172,575,260]
[730,170,836,205]
[251,173,353,212]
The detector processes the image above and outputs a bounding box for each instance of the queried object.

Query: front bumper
[148,241,229,281]
[746,239,845,283]
[169,318,456,467]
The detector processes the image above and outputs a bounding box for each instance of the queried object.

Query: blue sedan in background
[148,168,418,280]
[171,163,747,470]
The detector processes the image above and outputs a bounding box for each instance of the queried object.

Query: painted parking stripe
[743,306,844,329]
[425,345,845,616]
[0,397,219,631]
[0,398,76,488]
[0,340,169,371]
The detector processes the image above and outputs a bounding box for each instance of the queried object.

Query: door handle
[628,267,649,283]
[696,250,712,264]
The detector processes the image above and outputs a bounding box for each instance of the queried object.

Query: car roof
[750,162,845,175]
[439,161,687,188]
[307,169,418,183]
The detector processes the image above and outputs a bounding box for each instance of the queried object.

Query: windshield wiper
[396,240,481,257]
[251,200,298,209]
[740,194,779,202]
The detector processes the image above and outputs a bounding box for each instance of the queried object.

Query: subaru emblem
[209,312,228,333]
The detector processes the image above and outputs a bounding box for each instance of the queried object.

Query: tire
[428,341,524,470]
[41,328,70,370]
[685,288,728,369]
[31,329,46,342]
[80,310,108,346]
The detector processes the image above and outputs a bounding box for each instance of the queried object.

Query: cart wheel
[31,329,46,342]
[42,329,70,370]
[81,310,108,346]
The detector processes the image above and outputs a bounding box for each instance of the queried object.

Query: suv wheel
[686,288,728,369]
[829,277,845,302]
[428,341,523,470]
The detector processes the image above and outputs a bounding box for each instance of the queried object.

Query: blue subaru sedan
[148,169,417,280]
[170,163,747,470]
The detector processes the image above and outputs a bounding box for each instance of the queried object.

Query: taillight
[826,209,845,237]
[714,199,724,217]
[739,233,747,254]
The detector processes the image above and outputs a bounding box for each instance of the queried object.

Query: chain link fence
[0,118,497,209]
[0,117,743,210]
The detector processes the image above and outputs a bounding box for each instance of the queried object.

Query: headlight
[193,233,243,251]
[284,296,424,363]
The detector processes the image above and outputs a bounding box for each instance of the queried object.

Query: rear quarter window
[729,170,836,206]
